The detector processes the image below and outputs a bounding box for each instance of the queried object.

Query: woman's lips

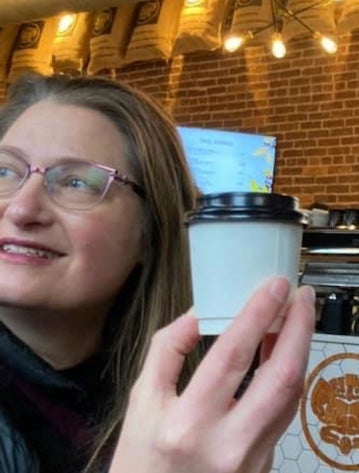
[0,239,66,263]
[1,243,60,259]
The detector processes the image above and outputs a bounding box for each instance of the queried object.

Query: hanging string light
[318,33,338,54]
[224,31,253,52]
[269,0,286,58]
[279,1,338,54]
[224,0,338,58]
[271,32,286,58]
[57,14,76,36]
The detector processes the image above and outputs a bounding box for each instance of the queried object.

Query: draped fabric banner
[8,16,59,83]
[173,0,231,55]
[87,5,137,75]
[282,0,336,41]
[337,0,359,33]
[227,0,273,43]
[0,0,142,26]
[53,12,93,74]
[125,0,183,64]
[0,25,19,82]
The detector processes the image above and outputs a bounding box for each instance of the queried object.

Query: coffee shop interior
[0,1,358,471]
[2,0,358,332]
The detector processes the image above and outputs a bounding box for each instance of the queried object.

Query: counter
[271,332,359,472]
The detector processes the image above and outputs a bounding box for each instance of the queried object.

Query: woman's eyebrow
[0,145,88,164]
[0,144,28,159]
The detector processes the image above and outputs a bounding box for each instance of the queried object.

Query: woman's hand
[110,277,315,473]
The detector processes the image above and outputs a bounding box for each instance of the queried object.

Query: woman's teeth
[1,244,57,259]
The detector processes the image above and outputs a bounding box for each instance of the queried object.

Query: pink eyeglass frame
[0,147,146,202]
[26,162,145,200]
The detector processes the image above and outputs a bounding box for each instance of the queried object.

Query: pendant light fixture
[224,0,338,59]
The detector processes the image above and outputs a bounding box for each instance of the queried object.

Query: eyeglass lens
[45,163,110,209]
[0,150,113,210]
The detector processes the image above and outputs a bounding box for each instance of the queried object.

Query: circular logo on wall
[137,1,161,25]
[300,352,359,471]
[16,22,43,49]
[93,9,115,37]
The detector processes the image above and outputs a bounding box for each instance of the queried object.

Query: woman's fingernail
[270,277,290,302]
[184,307,196,317]
[300,285,316,304]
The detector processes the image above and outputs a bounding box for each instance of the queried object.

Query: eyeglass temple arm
[114,175,146,200]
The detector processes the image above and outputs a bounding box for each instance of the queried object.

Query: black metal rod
[233,0,331,45]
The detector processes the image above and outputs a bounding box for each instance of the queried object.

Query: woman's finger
[181,277,291,415]
[137,310,200,399]
[227,285,315,445]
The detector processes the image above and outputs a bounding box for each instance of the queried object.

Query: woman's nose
[1,174,54,228]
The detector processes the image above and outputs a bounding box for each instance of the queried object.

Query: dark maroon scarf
[0,323,112,473]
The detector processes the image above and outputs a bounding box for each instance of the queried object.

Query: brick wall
[1,31,359,208]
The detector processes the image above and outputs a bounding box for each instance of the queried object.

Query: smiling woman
[0,73,315,473]
[0,72,196,472]
[0,100,144,318]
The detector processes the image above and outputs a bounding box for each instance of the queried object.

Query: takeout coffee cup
[186,192,307,335]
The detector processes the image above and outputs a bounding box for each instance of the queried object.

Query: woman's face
[0,101,144,317]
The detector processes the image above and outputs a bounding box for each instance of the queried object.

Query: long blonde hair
[0,73,199,470]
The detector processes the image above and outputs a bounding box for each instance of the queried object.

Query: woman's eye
[59,175,100,194]
[66,177,90,190]
[0,166,18,179]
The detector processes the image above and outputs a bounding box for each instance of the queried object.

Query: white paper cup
[186,192,307,335]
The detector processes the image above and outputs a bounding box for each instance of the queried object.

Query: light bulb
[320,35,338,54]
[271,33,286,59]
[58,14,76,35]
[224,35,245,53]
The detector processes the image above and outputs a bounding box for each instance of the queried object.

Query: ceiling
[0,0,142,26]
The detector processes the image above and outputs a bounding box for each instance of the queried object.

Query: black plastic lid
[186,192,307,224]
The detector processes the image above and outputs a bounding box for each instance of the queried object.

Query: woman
[0,73,315,473]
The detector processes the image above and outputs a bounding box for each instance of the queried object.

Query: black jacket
[0,323,113,473]
[0,409,39,472]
